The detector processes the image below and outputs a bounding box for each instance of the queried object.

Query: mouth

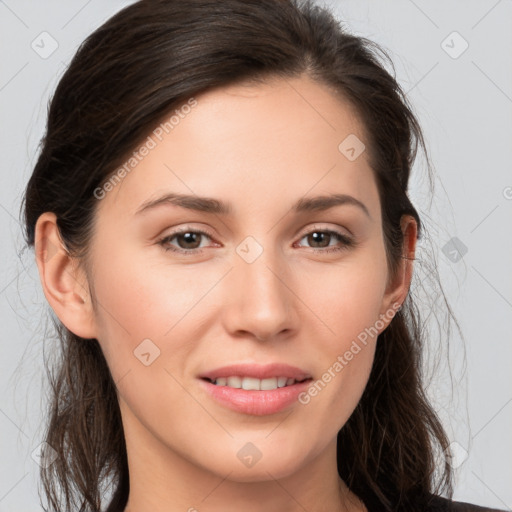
[201,375,312,390]
[197,363,314,415]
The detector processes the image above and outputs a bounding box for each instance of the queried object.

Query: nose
[221,245,299,342]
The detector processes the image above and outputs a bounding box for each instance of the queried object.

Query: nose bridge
[224,235,296,340]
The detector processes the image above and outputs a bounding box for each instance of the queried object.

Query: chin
[203,446,307,483]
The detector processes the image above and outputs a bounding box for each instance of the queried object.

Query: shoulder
[426,494,508,512]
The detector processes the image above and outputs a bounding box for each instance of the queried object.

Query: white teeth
[212,376,301,389]
[277,377,288,388]
[226,376,242,388]
[261,377,278,390]
[242,377,260,390]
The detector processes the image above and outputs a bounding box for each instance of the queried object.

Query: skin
[35,75,417,512]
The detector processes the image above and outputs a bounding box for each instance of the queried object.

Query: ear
[34,212,97,339]
[378,214,418,329]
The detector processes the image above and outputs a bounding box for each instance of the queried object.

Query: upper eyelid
[299,223,351,237]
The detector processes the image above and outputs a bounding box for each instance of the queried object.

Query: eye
[157,225,356,256]
[158,227,215,254]
[295,227,355,254]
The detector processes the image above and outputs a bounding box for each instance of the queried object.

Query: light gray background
[1,0,511,510]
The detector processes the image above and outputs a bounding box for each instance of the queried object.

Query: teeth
[261,377,278,390]
[226,376,242,388]
[212,376,300,390]
[242,377,260,390]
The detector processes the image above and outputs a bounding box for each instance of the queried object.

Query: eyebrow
[135,192,371,219]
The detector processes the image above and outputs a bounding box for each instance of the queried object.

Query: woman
[22,0,505,510]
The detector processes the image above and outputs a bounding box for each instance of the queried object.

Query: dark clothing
[362,493,508,511]
[424,495,507,511]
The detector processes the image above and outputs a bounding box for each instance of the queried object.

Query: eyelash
[157,225,356,255]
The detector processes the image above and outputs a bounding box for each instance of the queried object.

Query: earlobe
[34,212,97,339]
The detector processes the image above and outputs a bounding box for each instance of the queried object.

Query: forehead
[97,75,377,220]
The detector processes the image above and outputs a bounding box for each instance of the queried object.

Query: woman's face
[68,76,411,482]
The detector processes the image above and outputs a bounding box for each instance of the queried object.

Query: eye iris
[178,232,201,249]
[308,232,331,248]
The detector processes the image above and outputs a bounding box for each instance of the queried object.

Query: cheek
[94,234,215,323]
[298,241,387,414]
[308,242,388,343]
[88,253,222,445]
[88,244,219,377]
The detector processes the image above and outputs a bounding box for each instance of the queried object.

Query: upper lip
[199,363,312,381]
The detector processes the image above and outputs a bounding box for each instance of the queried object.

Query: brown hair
[22,0,457,510]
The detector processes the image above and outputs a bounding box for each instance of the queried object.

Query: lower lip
[198,378,312,416]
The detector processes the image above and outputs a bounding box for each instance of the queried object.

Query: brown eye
[158,228,214,254]
[173,232,203,250]
[296,229,354,254]
[305,231,333,248]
